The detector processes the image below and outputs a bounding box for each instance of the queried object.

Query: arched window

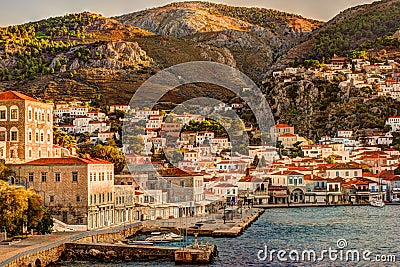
[0,127,6,142]
[0,106,6,121]
[28,106,33,121]
[28,148,32,158]
[47,110,51,122]
[28,128,32,142]
[46,130,51,143]
[35,129,39,143]
[40,129,44,143]
[34,108,38,121]
[10,127,18,142]
[10,105,18,121]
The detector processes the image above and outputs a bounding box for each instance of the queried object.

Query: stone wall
[61,243,176,262]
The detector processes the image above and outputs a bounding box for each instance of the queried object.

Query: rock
[106,250,117,258]
[88,248,101,257]
[60,65,67,73]
[69,59,80,70]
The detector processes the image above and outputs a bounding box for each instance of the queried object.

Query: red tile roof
[274,123,293,128]
[0,90,39,102]
[24,157,113,165]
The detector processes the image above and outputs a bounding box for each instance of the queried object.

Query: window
[28,149,32,158]
[28,109,32,120]
[62,211,68,222]
[180,180,185,187]
[28,131,32,142]
[10,108,18,120]
[41,172,47,182]
[72,172,78,182]
[55,173,61,182]
[0,131,5,141]
[28,172,34,182]
[49,195,54,202]
[47,133,51,142]
[76,195,81,202]
[40,132,44,142]
[47,113,50,122]
[10,130,18,141]
[354,171,358,177]
[0,110,6,120]
[35,132,39,142]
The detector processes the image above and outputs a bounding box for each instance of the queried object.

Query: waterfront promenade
[0,222,142,267]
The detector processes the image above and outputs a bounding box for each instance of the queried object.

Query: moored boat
[145,232,184,243]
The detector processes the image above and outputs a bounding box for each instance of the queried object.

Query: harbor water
[62,205,399,266]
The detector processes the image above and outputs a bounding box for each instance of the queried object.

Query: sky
[0,0,377,26]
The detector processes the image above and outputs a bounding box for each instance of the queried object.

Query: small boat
[127,240,154,246]
[370,199,385,208]
[145,232,183,243]
[392,198,400,203]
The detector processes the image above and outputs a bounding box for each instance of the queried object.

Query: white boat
[127,240,154,246]
[370,199,385,208]
[145,232,183,243]
[392,198,400,203]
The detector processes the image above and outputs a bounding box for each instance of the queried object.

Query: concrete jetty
[143,208,265,237]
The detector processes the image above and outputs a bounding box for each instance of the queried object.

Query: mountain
[276,0,400,66]
[115,1,321,38]
[115,1,322,80]
[0,11,240,103]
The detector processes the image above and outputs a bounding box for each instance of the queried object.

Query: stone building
[0,90,53,163]
[10,157,115,230]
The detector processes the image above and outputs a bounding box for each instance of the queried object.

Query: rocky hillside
[0,11,241,103]
[116,1,322,80]
[264,76,400,140]
[276,0,400,66]
[115,2,321,38]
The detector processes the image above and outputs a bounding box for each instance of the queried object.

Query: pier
[142,208,265,237]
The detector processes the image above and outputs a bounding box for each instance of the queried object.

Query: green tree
[0,161,11,181]
[89,144,126,174]
[0,181,49,236]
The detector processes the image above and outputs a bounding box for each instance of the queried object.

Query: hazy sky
[0,0,377,26]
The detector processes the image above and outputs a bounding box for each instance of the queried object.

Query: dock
[142,208,265,237]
